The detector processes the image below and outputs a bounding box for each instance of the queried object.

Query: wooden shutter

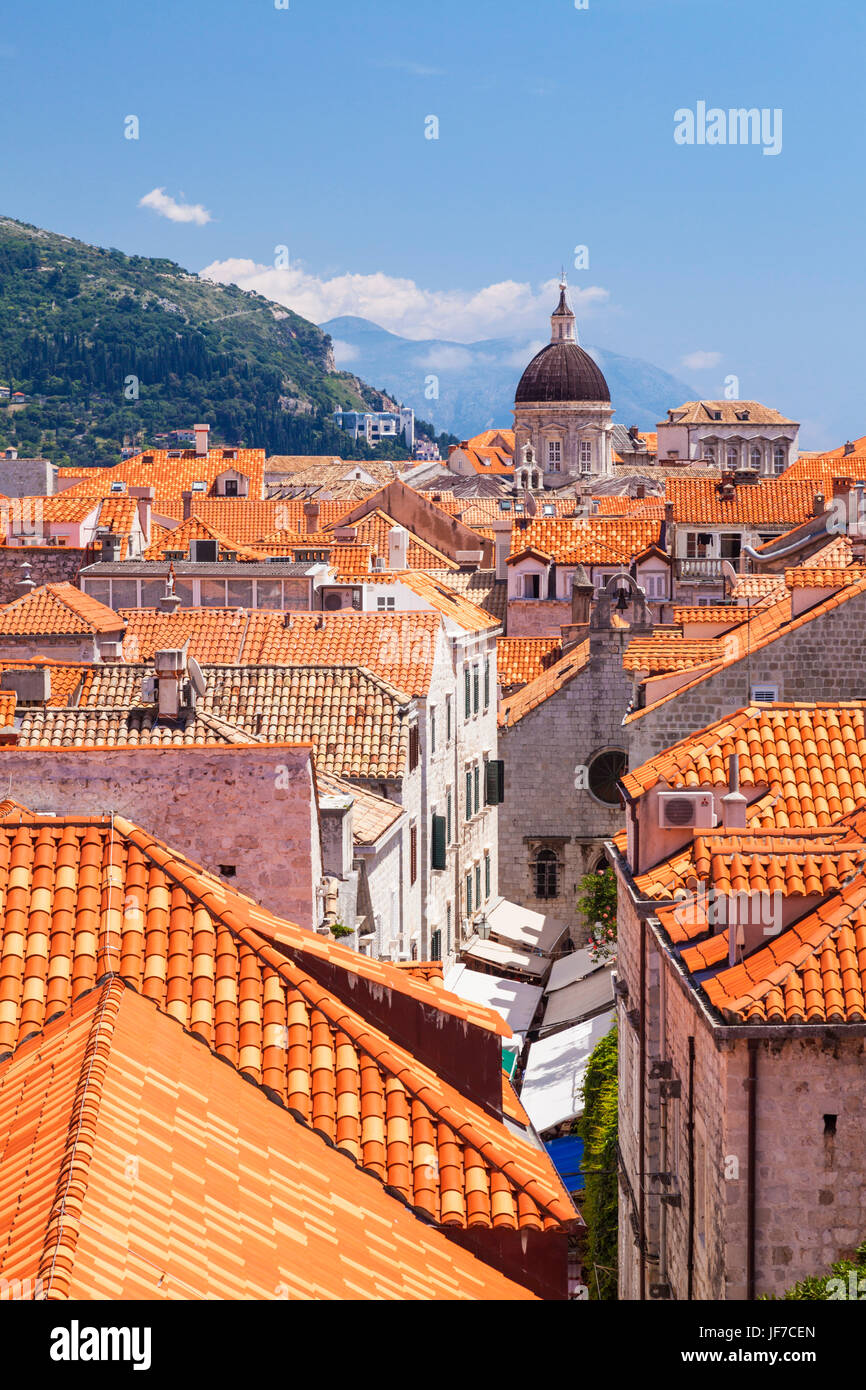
[485,852,491,899]
[473,665,480,714]
[431,814,447,870]
[485,759,505,806]
[465,770,472,821]
[484,659,490,708]
[473,765,480,815]
[408,724,419,770]
[410,823,418,883]
[464,667,471,718]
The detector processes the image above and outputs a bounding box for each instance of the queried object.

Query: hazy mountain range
[320,315,699,438]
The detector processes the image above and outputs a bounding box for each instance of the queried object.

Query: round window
[587,748,627,806]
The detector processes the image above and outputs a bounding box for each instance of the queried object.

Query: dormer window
[191,539,218,562]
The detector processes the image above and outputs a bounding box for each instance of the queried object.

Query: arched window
[534,848,559,899]
[704,444,716,465]
[774,443,786,474]
[750,445,762,471]
[726,444,739,469]
[531,470,541,489]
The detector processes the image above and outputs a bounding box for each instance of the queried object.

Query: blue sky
[1,0,863,446]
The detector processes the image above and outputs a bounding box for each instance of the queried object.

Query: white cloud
[139,187,212,226]
[681,349,722,370]
[502,340,546,367]
[415,346,476,369]
[329,339,359,365]
[198,258,609,342]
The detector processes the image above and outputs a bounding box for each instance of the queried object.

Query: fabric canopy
[521,1010,616,1134]
[444,963,543,1036]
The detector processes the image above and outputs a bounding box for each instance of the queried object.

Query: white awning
[483,896,566,955]
[546,948,606,992]
[444,963,543,1037]
[520,1010,616,1134]
[460,935,549,979]
[541,966,616,1032]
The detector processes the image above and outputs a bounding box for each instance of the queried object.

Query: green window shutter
[446,697,452,741]
[484,659,490,709]
[473,765,480,814]
[485,758,505,806]
[446,789,452,844]
[464,667,471,718]
[474,863,481,907]
[473,665,480,714]
[431,814,447,870]
[485,851,491,899]
[430,928,442,961]
[465,770,472,821]
[465,872,473,915]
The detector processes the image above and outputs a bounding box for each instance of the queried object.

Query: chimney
[334,524,357,542]
[721,753,748,830]
[154,647,187,719]
[664,501,674,525]
[812,491,826,517]
[304,501,320,535]
[832,476,854,500]
[157,570,182,615]
[182,490,193,521]
[129,485,154,546]
[16,560,35,595]
[844,440,855,456]
[636,483,646,499]
[628,425,640,441]
[388,525,409,571]
[194,424,210,458]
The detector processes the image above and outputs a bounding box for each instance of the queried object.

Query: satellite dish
[188,657,207,698]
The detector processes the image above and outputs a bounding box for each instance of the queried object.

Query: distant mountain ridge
[320,314,699,439]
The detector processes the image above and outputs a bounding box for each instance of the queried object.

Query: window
[483,658,490,709]
[474,863,481,908]
[431,815,446,871]
[446,789,452,845]
[377,596,395,611]
[224,479,239,497]
[473,665,480,714]
[484,851,491,900]
[446,904,452,955]
[464,666,472,719]
[534,848,559,899]
[410,824,418,884]
[430,928,442,961]
[750,445,762,470]
[523,573,541,599]
[726,445,738,469]
[473,765,480,815]
[408,724,420,770]
[579,440,592,471]
[587,748,628,806]
[446,694,452,741]
[430,707,436,754]
[485,759,505,806]
[685,533,710,559]
[642,572,666,599]
[750,683,779,703]
[219,865,236,878]
[704,445,716,465]
[465,872,473,915]
[191,539,218,562]
[199,579,228,608]
[547,440,561,469]
[774,443,786,474]
[465,770,472,822]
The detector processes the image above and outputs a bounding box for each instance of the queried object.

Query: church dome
[515,282,611,404]
[515,340,610,404]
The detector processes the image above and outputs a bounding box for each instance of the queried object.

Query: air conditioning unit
[658,790,717,831]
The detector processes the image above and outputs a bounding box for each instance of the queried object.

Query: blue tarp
[545,1134,585,1190]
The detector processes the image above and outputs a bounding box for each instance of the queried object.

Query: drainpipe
[747,1039,758,1299]
[687,1034,695,1299]
[639,916,647,1300]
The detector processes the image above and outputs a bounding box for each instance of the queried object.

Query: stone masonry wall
[0,744,322,928]
[0,547,86,603]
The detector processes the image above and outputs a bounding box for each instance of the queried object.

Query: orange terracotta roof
[121,608,249,664]
[700,875,866,1024]
[784,451,866,477]
[460,446,514,475]
[671,606,744,625]
[142,514,268,561]
[239,611,441,694]
[466,429,515,451]
[0,583,123,636]
[623,702,866,830]
[500,642,590,726]
[497,637,563,691]
[15,664,411,776]
[58,447,268,499]
[508,517,662,567]
[330,542,372,576]
[622,634,723,674]
[0,692,14,729]
[0,660,86,707]
[665,476,822,526]
[663,400,796,426]
[394,571,499,632]
[0,811,575,1239]
[784,565,866,589]
[0,982,538,1298]
[593,495,666,517]
[730,574,786,600]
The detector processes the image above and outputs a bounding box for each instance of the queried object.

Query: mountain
[0,218,399,468]
[320,315,699,439]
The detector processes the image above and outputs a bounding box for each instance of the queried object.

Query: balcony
[674,557,732,582]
